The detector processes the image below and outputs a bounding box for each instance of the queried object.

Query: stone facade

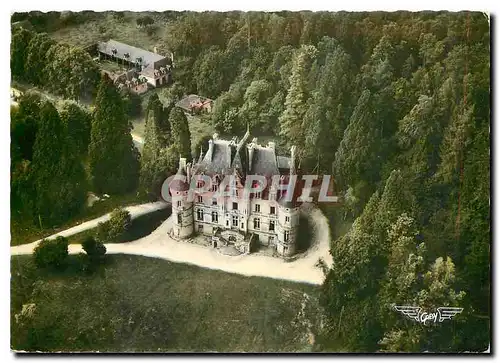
[169,131,300,257]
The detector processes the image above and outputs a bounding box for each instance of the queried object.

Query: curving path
[11,203,332,286]
[11,201,169,255]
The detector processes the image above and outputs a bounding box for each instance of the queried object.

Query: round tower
[276,197,299,257]
[170,161,194,239]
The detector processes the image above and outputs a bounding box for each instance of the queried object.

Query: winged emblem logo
[394,306,463,325]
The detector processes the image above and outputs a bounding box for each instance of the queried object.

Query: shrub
[33,236,68,269]
[96,220,111,243]
[96,208,131,243]
[109,208,131,236]
[81,236,106,258]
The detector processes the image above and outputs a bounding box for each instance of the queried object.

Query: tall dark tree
[60,102,92,156]
[88,76,140,195]
[279,44,317,161]
[140,94,173,197]
[31,101,86,226]
[11,93,42,161]
[168,107,191,159]
[24,32,55,85]
[303,40,354,172]
[11,27,33,79]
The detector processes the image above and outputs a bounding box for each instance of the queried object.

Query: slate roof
[169,165,189,192]
[277,155,291,170]
[196,140,234,176]
[193,134,291,180]
[97,39,166,69]
[250,146,279,177]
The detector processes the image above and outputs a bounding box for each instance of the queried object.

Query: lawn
[187,114,215,157]
[10,192,148,246]
[50,12,170,51]
[11,254,323,352]
[65,207,171,245]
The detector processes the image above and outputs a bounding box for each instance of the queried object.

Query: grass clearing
[11,192,148,246]
[11,254,323,352]
[65,207,172,245]
[50,12,170,50]
[187,114,215,156]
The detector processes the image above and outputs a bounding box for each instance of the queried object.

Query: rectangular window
[212,183,217,192]
[255,191,262,199]
[270,206,275,215]
[285,216,290,223]
[177,200,182,208]
[254,218,260,230]
[197,180,203,188]
[197,195,203,203]
[269,220,275,232]
[232,202,238,210]
[177,214,182,224]
[232,215,238,227]
[212,198,217,206]
[255,204,260,213]
[212,211,218,223]
[198,224,203,232]
[284,230,290,242]
[197,209,203,221]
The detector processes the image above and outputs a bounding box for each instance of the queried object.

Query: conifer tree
[140,94,173,197]
[279,45,317,161]
[60,102,92,156]
[25,32,55,85]
[11,27,33,79]
[88,76,140,195]
[32,101,86,226]
[168,107,191,159]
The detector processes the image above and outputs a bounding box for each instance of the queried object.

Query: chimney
[290,146,296,175]
[186,162,192,183]
[207,139,214,161]
[179,157,187,172]
[198,145,204,163]
[247,143,255,172]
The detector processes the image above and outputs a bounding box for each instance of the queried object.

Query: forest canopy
[11,10,490,352]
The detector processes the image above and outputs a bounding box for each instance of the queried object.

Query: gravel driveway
[11,202,332,285]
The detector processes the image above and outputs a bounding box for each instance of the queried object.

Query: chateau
[168,130,300,257]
